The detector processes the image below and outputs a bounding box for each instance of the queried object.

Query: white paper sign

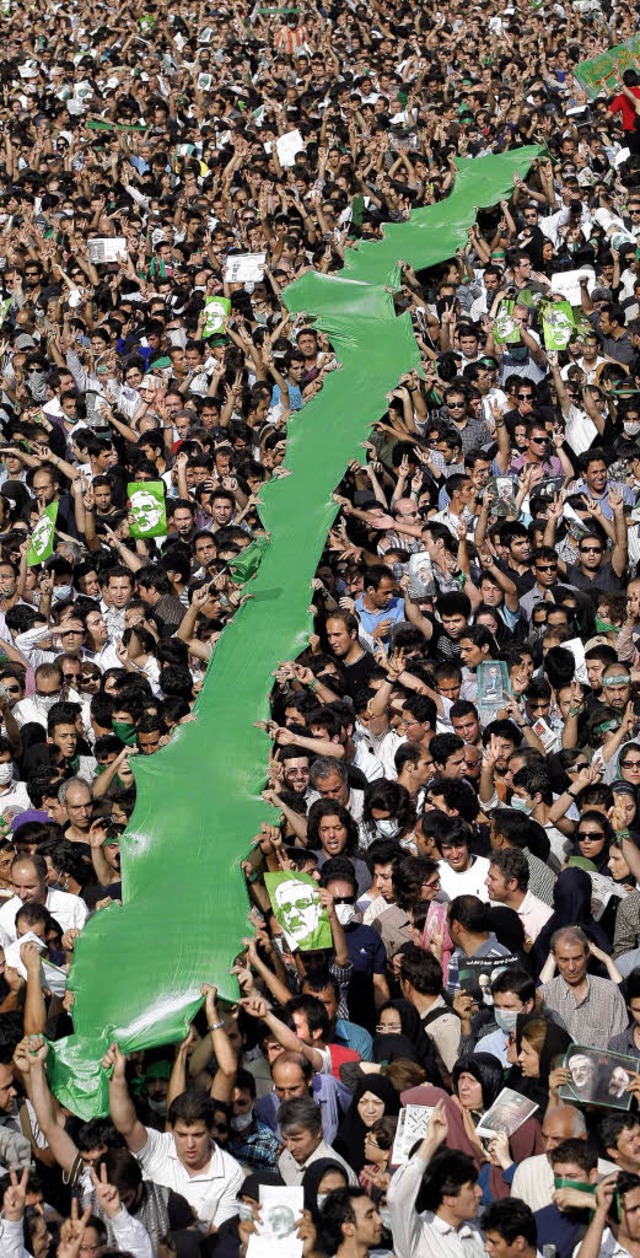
[88,237,128,264]
[247,1186,303,1258]
[391,1104,433,1165]
[563,405,598,456]
[224,252,266,284]
[276,128,304,168]
[549,267,596,306]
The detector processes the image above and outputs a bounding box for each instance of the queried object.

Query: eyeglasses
[447,401,466,408]
[621,760,640,769]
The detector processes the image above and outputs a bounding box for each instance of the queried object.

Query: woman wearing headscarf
[450,1052,544,1202]
[333,1076,400,1176]
[572,810,612,874]
[510,1012,573,1111]
[371,999,440,1079]
[530,867,612,972]
[302,1158,350,1225]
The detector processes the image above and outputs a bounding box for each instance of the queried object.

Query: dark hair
[319,1187,369,1256]
[167,1090,216,1130]
[430,733,464,769]
[491,967,535,1003]
[448,895,488,934]
[551,1138,597,1175]
[483,1199,537,1248]
[285,995,330,1040]
[489,848,529,893]
[307,799,358,854]
[400,944,444,996]
[419,1149,478,1212]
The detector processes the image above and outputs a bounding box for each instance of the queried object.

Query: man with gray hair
[308,758,364,822]
[540,926,627,1048]
[277,1097,357,1186]
[58,776,94,844]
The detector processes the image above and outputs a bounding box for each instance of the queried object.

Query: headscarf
[530,867,612,970]
[372,1000,437,1074]
[509,1011,573,1111]
[302,1158,350,1222]
[451,1052,504,1113]
[333,1075,400,1174]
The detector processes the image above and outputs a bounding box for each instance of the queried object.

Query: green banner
[46,146,543,1119]
[128,481,167,539]
[575,36,640,99]
[541,300,576,350]
[27,502,58,566]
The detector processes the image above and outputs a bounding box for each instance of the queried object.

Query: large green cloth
[47,146,542,1118]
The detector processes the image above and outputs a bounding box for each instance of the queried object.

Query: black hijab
[333,1075,400,1174]
[302,1158,350,1222]
[509,1011,573,1110]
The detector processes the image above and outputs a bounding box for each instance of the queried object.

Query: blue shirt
[333,1017,373,1060]
[256,1074,351,1144]
[343,922,388,977]
[354,594,405,644]
[271,382,304,412]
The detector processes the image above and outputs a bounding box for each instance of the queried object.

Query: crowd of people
[4,0,640,1255]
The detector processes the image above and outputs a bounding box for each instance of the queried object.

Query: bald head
[542,1104,586,1158]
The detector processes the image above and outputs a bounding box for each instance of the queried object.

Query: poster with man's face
[559,1045,635,1110]
[128,481,168,539]
[265,871,332,952]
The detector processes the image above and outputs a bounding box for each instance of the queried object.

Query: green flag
[493,300,520,344]
[203,295,231,340]
[575,36,640,100]
[128,481,167,539]
[541,300,576,350]
[27,502,58,566]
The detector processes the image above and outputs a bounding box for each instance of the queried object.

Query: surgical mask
[36,693,60,713]
[379,1208,392,1231]
[113,720,137,746]
[317,1194,328,1210]
[0,762,13,785]
[494,1007,520,1033]
[335,903,356,927]
[231,1110,253,1132]
[510,794,532,814]
[53,585,73,602]
[376,819,401,838]
[624,422,640,436]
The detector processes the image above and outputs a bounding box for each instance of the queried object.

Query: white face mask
[510,794,532,814]
[317,1194,328,1210]
[624,421,640,436]
[0,761,14,785]
[147,1097,167,1115]
[335,903,356,927]
[376,819,401,838]
[36,693,60,713]
[494,1007,520,1033]
[53,585,73,602]
[231,1110,253,1132]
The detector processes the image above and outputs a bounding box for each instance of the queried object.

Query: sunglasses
[578,831,605,841]
[535,564,557,572]
[621,760,640,769]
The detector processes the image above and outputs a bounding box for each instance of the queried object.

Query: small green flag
[493,300,520,345]
[203,295,231,340]
[27,502,58,566]
[541,300,576,351]
[0,298,11,330]
[128,481,167,539]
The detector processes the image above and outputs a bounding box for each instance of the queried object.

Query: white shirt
[516,889,553,943]
[438,855,491,903]
[135,1129,245,1224]
[278,1138,357,1187]
[388,1153,485,1258]
[0,887,88,944]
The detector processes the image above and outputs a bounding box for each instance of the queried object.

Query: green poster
[128,481,167,539]
[493,300,520,344]
[0,298,12,330]
[27,502,58,566]
[265,871,332,952]
[575,36,640,100]
[541,300,576,350]
[203,296,231,339]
